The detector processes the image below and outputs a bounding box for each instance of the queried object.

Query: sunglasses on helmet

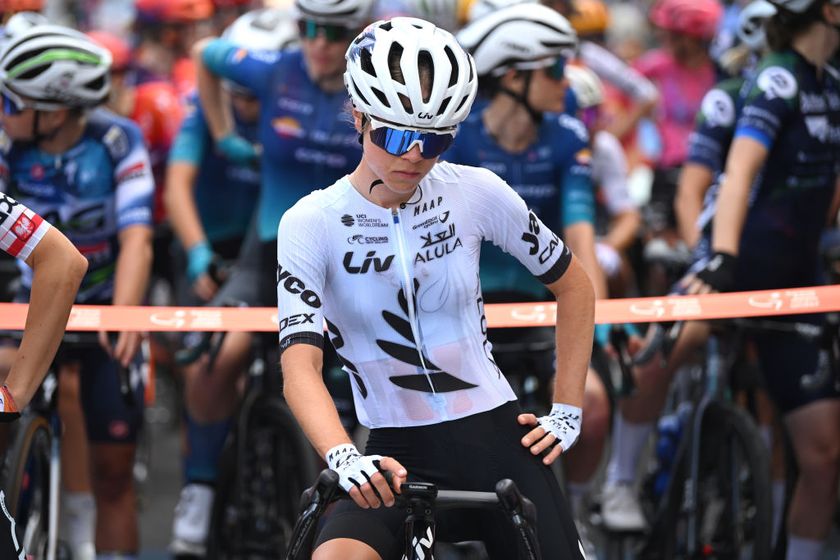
[297,19,357,42]
[367,118,456,160]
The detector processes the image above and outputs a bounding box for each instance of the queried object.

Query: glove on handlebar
[325,443,384,493]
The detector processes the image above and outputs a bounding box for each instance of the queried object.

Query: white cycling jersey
[0,191,48,261]
[579,41,658,104]
[276,162,572,428]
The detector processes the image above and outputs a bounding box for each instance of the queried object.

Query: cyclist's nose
[401,145,424,163]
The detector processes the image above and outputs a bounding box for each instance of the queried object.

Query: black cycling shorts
[313,400,585,560]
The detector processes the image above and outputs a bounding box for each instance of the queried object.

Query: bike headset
[344,17,477,159]
[0,24,112,143]
[457,3,578,125]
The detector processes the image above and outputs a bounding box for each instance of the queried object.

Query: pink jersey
[634,49,717,168]
[0,191,49,261]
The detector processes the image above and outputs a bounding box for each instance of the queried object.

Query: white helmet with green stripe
[0,25,112,109]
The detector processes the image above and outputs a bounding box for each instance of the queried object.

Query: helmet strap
[498,72,543,125]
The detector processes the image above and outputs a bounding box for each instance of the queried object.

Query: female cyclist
[278,16,592,560]
[686,1,840,558]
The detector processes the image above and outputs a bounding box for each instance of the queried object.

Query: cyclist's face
[527,68,568,114]
[301,34,351,85]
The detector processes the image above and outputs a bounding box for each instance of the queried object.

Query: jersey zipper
[391,207,438,394]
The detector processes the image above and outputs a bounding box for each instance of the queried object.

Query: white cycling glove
[537,404,583,453]
[325,443,384,493]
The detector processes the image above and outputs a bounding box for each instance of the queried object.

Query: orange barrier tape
[0,285,838,332]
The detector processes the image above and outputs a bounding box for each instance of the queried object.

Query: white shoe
[170,484,214,556]
[601,483,647,532]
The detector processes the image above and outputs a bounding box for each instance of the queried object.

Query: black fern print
[326,318,368,399]
[377,280,478,393]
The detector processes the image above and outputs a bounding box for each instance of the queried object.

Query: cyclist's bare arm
[165,161,206,255]
[106,224,153,367]
[712,138,768,256]
[281,343,406,507]
[519,256,594,465]
[564,222,608,300]
[5,228,87,408]
[604,209,641,254]
[193,38,235,142]
[675,163,714,248]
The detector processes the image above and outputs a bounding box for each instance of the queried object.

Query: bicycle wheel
[0,414,53,558]
[660,401,772,560]
[207,395,320,559]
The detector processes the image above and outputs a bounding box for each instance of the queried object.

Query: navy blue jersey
[203,40,361,241]
[444,109,593,298]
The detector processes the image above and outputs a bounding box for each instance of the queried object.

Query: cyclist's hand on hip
[216,133,259,164]
[326,444,407,509]
[518,403,583,465]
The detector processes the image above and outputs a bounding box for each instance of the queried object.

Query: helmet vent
[454,94,470,114]
[418,50,434,102]
[360,48,376,77]
[389,42,405,84]
[371,87,390,107]
[437,96,450,115]
[380,21,393,31]
[85,75,106,91]
[351,80,370,106]
[443,46,458,87]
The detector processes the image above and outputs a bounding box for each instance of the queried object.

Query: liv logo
[401,526,434,560]
[343,251,394,274]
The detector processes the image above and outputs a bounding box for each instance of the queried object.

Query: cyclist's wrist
[187,240,213,283]
[325,443,361,469]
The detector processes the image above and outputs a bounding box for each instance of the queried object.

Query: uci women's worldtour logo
[341,213,387,228]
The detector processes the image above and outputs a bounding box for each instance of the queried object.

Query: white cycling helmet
[468,0,535,23]
[457,3,578,77]
[736,0,776,50]
[223,8,298,51]
[565,64,603,108]
[0,25,111,109]
[404,0,462,31]
[294,0,374,26]
[345,17,477,130]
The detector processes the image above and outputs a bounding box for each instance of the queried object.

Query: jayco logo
[343,251,395,274]
[276,264,322,308]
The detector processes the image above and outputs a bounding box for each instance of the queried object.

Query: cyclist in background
[450,7,609,555]
[164,8,296,556]
[279,16,591,559]
[565,64,641,297]
[683,1,840,558]
[0,199,87,560]
[635,0,722,280]
[0,25,154,560]
[212,0,259,30]
[132,0,215,98]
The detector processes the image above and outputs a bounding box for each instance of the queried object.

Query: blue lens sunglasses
[367,117,457,160]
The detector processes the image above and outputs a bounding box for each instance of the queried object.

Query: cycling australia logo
[347,233,388,245]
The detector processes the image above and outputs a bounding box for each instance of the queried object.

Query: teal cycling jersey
[169,93,260,243]
[444,109,594,299]
[202,40,361,241]
[0,110,154,303]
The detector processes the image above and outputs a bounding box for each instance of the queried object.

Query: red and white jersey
[0,191,49,261]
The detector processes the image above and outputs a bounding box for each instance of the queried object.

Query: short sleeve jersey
[734,50,840,263]
[0,192,49,261]
[275,162,572,428]
[203,40,361,241]
[444,110,593,299]
[0,110,154,303]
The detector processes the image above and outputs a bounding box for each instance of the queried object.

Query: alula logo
[343,251,394,274]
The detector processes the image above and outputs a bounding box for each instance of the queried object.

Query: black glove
[695,251,738,293]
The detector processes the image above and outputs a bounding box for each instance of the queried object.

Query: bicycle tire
[207,395,320,560]
[659,401,772,560]
[0,414,53,557]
